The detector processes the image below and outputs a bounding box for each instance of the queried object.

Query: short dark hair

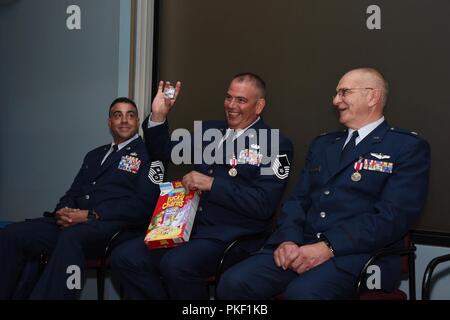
[232,72,266,98]
[109,97,138,115]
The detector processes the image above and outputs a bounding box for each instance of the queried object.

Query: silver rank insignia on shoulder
[272,154,290,180]
[148,161,165,184]
[370,153,391,160]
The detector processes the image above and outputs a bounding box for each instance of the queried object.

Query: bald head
[342,68,389,107]
[333,67,389,129]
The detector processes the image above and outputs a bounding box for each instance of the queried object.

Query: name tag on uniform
[118,155,141,174]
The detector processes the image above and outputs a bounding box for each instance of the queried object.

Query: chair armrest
[102,222,149,262]
[422,253,450,300]
[355,245,416,298]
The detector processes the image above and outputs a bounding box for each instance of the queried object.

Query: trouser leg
[30,220,123,300]
[0,218,59,300]
[111,236,169,299]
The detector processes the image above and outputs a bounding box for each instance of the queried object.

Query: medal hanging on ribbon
[229,155,238,177]
[351,158,363,182]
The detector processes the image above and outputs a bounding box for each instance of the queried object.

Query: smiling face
[108,102,139,144]
[224,79,265,129]
[332,70,384,130]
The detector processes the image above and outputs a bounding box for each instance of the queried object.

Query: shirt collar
[111,134,139,151]
[347,116,385,145]
[225,116,261,139]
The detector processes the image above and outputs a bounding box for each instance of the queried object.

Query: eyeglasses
[332,87,374,100]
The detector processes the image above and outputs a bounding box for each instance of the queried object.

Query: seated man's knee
[284,281,320,300]
[159,251,187,280]
[216,268,248,299]
[111,238,153,274]
[1,221,43,251]
[284,277,341,300]
[2,221,30,239]
[110,244,133,271]
[56,227,84,247]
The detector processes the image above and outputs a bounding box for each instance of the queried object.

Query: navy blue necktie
[340,131,359,164]
[102,144,118,166]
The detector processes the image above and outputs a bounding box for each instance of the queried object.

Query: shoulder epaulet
[317,130,346,138]
[388,127,421,137]
[313,131,345,145]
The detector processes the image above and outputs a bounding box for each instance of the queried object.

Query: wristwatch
[87,209,98,220]
[319,234,334,253]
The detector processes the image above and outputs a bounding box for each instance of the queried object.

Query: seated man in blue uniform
[217,67,431,299]
[110,73,294,299]
[0,97,160,300]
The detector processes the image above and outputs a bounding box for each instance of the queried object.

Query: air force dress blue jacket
[53,137,160,225]
[267,121,430,287]
[143,117,294,243]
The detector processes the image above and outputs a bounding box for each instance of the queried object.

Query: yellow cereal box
[144,181,200,249]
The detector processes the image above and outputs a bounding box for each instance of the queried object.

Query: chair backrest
[422,252,450,300]
[356,233,416,300]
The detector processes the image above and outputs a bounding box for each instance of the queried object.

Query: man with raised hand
[111,73,293,299]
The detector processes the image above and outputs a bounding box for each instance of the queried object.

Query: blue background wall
[0,0,131,299]
[0,0,130,222]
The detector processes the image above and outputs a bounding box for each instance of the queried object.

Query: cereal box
[144,181,200,249]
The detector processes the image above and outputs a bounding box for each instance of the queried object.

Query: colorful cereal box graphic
[144,181,200,249]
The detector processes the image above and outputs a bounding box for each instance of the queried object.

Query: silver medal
[351,172,361,182]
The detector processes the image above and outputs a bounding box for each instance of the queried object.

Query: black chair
[40,228,267,300]
[209,232,270,299]
[355,235,416,300]
[270,235,416,300]
[422,253,450,300]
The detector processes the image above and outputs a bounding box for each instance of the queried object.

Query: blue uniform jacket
[268,121,430,287]
[143,117,294,243]
[53,137,160,224]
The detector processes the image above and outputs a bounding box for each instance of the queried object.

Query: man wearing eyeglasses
[0,97,161,299]
[217,67,431,299]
